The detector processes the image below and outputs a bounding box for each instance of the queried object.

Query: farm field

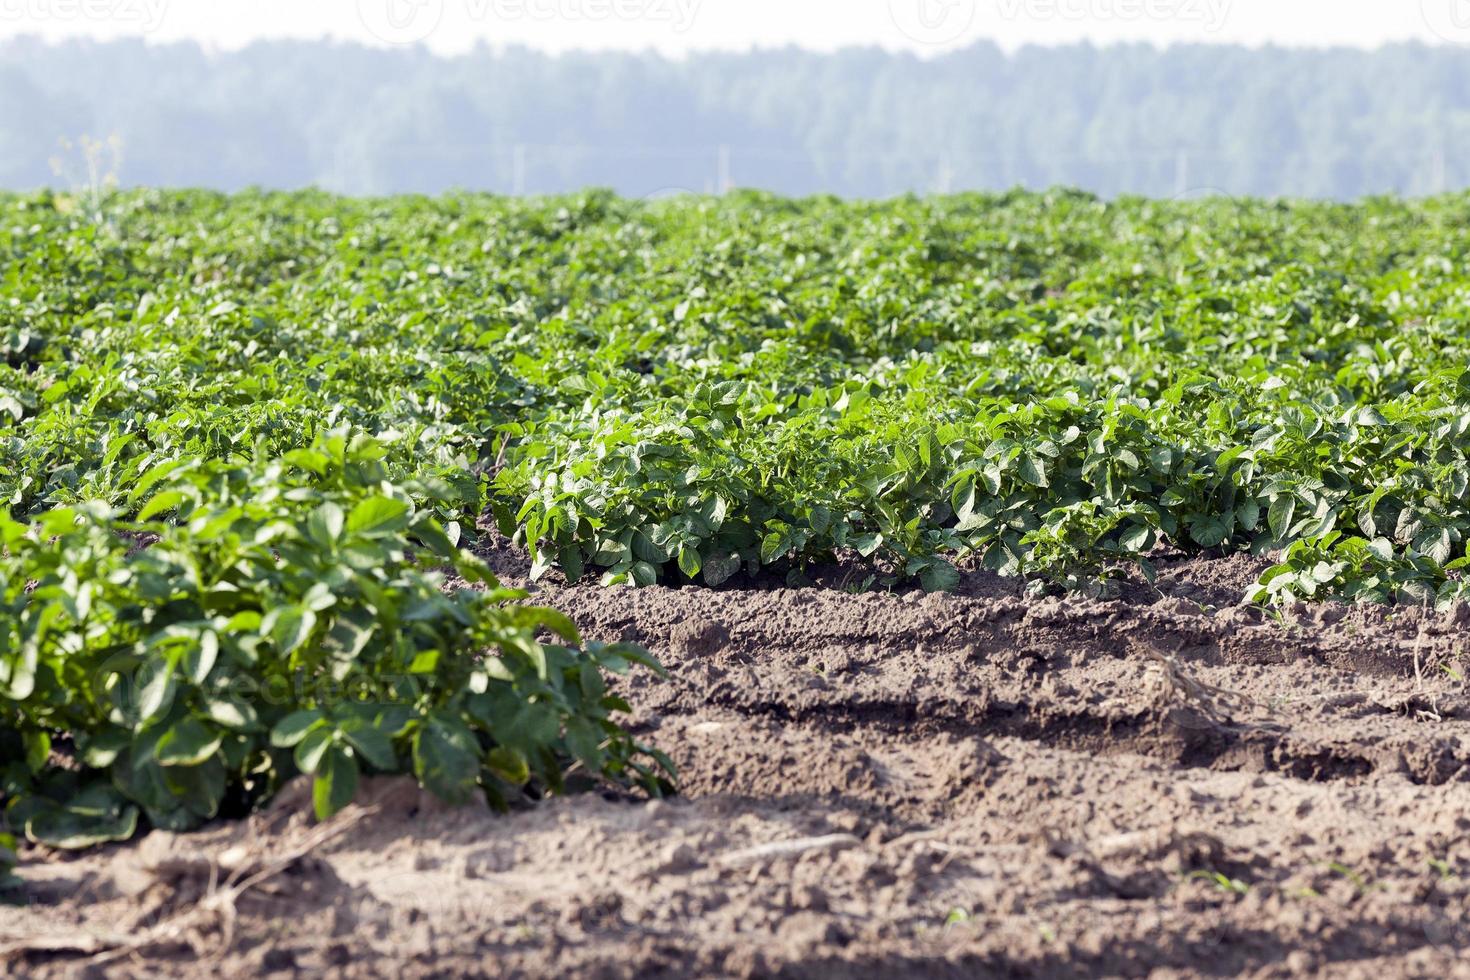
[2,189,1470,976]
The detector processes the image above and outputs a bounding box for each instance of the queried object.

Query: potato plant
[1,431,671,851]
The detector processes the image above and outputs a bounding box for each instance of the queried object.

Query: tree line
[1,37,1465,198]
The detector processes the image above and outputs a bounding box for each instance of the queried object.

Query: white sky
[0,0,1462,55]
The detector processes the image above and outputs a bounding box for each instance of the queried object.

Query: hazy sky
[0,0,1463,55]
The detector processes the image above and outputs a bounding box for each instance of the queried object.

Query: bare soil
[5,547,1470,978]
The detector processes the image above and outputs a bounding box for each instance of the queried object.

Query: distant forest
[2,37,1467,198]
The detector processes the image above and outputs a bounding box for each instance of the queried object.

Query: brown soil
[5,547,1470,978]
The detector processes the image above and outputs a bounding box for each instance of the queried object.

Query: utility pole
[717,144,732,195]
[1174,149,1190,197]
[512,144,527,196]
[936,152,954,195]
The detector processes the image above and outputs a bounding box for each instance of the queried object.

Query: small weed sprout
[1188,870,1251,895]
[1428,858,1458,881]
[943,907,972,931]
[1328,862,1377,895]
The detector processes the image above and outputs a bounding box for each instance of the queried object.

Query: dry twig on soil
[714,834,862,868]
[1137,643,1258,724]
[0,807,372,968]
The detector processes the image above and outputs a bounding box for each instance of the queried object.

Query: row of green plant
[7,189,1470,605]
[1,429,671,853]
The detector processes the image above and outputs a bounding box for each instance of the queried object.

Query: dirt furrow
[6,547,1470,978]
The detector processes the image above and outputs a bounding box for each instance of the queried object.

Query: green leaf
[307,502,345,544]
[760,532,789,563]
[703,552,741,587]
[207,697,258,731]
[23,732,50,772]
[79,731,128,768]
[271,709,324,748]
[1268,496,1296,541]
[27,801,139,851]
[559,544,585,583]
[413,715,482,806]
[919,560,960,593]
[340,720,398,771]
[1119,524,1152,553]
[185,630,219,685]
[268,607,315,655]
[137,489,189,521]
[1189,515,1231,548]
[677,546,702,578]
[155,720,223,768]
[294,728,334,775]
[486,746,531,786]
[809,506,833,535]
[313,746,360,820]
[134,662,175,722]
[564,718,603,771]
[632,530,669,564]
[347,496,411,535]
[1367,537,1395,562]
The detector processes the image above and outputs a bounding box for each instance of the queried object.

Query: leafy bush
[0,432,671,850]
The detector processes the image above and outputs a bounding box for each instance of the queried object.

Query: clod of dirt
[668,617,731,655]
